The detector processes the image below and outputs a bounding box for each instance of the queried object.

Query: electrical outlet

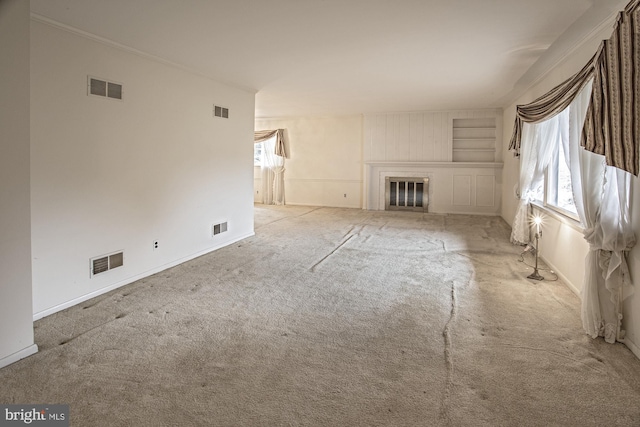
[153,240,159,250]
[344,193,347,198]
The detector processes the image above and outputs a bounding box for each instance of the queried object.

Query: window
[546,143,577,217]
[254,142,263,166]
[531,116,579,220]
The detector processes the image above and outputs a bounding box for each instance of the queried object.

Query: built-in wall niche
[452,117,496,162]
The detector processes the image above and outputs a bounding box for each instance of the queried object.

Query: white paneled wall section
[364,110,503,214]
[365,112,452,162]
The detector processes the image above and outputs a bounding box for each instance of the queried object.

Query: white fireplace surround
[365,161,503,215]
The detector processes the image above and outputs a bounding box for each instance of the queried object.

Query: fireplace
[385,177,429,212]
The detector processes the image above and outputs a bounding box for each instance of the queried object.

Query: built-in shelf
[452,118,497,162]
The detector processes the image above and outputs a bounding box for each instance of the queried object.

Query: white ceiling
[31,0,628,118]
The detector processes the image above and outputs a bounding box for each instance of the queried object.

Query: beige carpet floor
[1,205,640,426]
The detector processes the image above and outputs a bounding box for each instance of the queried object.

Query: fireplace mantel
[365,161,503,169]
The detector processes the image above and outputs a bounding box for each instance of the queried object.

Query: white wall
[255,116,363,208]
[531,207,589,296]
[501,21,640,357]
[627,181,640,355]
[0,0,38,368]
[30,19,256,317]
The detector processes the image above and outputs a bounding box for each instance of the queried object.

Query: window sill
[530,201,584,233]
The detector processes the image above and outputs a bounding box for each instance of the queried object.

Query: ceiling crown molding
[30,13,257,95]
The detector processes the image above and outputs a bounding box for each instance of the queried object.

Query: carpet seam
[439,279,457,425]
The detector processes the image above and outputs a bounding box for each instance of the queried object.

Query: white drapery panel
[581,166,635,342]
[255,129,286,206]
[510,117,561,245]
[260,135,285,205]
[559,81,635,343]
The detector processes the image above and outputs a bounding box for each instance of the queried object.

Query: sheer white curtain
[261,135,285,205]
[510,117,561,245]
[560,80,636,343]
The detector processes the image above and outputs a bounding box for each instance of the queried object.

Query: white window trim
[531,199,583,233]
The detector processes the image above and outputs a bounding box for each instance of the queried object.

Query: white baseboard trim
[285,178,362,184]
[539,254,581,296]
[285,202,362,209]
[0,344,38,369]
[33,232,255,321]
[621,337,640,360]
[282,202,323,207]
[435,210,500,216]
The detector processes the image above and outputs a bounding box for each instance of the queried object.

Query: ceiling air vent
[91,251,124,277]
[214,105,229,119]
[88,76,123,100]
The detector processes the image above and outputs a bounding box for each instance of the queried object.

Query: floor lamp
[527,216,544,281]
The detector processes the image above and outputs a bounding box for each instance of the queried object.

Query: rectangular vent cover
[214,105,229,118]
[212,222,228,236]
[88,76,123,100]
[385,177,429,212]
[91,251,124,277]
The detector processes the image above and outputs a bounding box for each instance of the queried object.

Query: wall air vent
[213,105,229,119]
[90,251,124,277]
[88,76,123,100]
[212,222,228,236]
